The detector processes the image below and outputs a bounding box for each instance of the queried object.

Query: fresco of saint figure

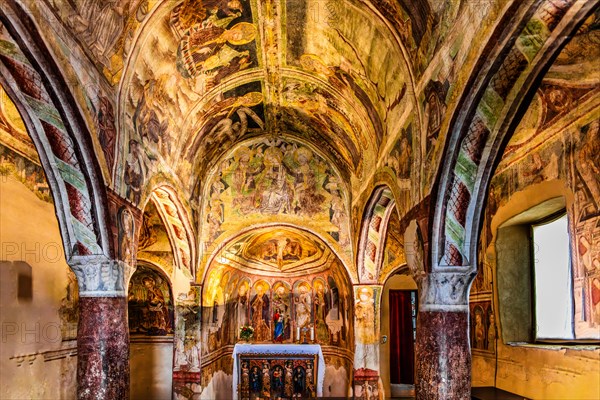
[314,280,330,343]
[251,282,271,341]
[142,276,170,335]
[128,266,173,336]
[124,139,144,204]
[355,287,375,344]
[294,283,312,339]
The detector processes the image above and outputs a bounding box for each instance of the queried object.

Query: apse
[195,226,354,398]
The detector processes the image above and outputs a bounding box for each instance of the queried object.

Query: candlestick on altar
[310,326,315,342]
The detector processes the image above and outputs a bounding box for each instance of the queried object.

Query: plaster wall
[130,341,174,400]
[0,177,77,399]
[471,137,600,399]
[379,273,417,398]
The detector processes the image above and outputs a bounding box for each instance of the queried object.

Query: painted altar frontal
[232,344,325,399]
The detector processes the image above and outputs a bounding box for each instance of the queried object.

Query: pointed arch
[0,4,110,259]
[142,185,197,279]
[357,186,397,283]
[431,0,596,268]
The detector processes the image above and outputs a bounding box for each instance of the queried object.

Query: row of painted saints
[204,275,352,351]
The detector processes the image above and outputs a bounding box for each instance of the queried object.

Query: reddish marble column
[70,257,134,400]
[77,296,129,400]
[413,271,473,399]
[415,310,470,399]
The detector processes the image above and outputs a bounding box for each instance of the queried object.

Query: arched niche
[128,262,175,400]
[199,225,354,397]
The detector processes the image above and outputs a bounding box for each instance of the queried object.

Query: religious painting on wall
[201,137,350,251]
[238,354,317,400]
[200,264,353,349]
[128,264,174,336]
[469,300,495,353]
[173,285,202,398]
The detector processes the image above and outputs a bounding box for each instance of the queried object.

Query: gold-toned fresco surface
[0,86,51,202]
[201,137,351,257]
[128,264,174,336]
[201,261,353,349]
[137,200,175,275]
[471,10,600,340]
[114,0,418,211]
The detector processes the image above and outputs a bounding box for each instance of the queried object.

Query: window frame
[529,209,576,343]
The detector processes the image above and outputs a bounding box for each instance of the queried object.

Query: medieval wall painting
[198,241,354,400]
[469,300,496,353]
[201,137,351,255]
[201,263,353,350]
[173,285,202,399]
[0,87,51,202]
[137,201,176,275]
[118,0,261,204]
[473,116,600,340]
[128,264,174,336]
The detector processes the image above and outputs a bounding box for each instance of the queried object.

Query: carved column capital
[417,271,475,312]
[69,255,136,297]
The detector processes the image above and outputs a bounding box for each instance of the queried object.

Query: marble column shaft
[70,256,134,400]
[415,310,470,399]
[77,296,129,400]
[415,271,473,400]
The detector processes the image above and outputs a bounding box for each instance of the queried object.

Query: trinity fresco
[201,262,353,351]
[201,138,350,249]
[128,265,174,336]
[227,228,325,273]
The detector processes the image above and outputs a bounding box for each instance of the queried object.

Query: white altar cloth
[231,343,325,399]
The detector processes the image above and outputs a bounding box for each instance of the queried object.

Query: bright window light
[533,214,574,340]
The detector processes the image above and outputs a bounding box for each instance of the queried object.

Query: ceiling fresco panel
[200,137,351,258]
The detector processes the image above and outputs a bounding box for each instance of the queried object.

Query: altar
[232,344,325,399]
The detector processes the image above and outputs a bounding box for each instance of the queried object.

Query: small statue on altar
[293,366,306,397]
[262,362,271,397]
[249,366,261,395]
[284,361,293,398]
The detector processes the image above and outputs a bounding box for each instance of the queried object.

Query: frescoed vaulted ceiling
[116,0,415,195]
[9,0,586,278]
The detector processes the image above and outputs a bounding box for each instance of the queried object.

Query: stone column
[70,256,135,400]
[172,284,202,399]
[415,271,473,400]
[353,284,382,399]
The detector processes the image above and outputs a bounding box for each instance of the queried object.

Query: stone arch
[431,0,596,269]
[140,185,197,279]
[0,7,110,261]
[198,222,358,285]
[357,186,397,283]
[198,135,353,270]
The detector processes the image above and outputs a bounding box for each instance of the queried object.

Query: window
[532,213,574,340]
[497,197,599,344]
